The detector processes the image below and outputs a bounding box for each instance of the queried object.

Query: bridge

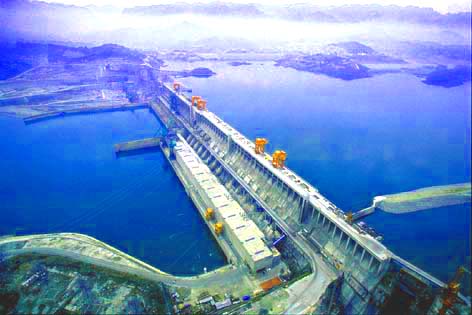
[352,206,375,221]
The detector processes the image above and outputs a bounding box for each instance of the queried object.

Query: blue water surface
[176,61,471,284]
[1,61,470,286]
[0,109,226,275]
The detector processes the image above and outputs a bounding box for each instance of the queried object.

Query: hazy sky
[43,0,472,14]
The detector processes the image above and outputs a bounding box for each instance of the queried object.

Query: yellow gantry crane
[214,222,224,235]
[255,138,268,154]
[197,99,207,111]
[272,150,287,168]
[205,208,214,220]
[346,212,354,224]
[189,95,208,114]
[173,82,181,91]
[191,96,201,106]
[191,95,207,111]
[438,266,468,315]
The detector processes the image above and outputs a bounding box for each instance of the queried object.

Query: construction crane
[173,82,181,92]
[346,212,354,224]
[205,208,214,220]
[197,99,207,111]
[191,96,201,107]
[272,150,287,168]
[255,138,268,154]
[214,222,224,235]
[438,266,468,315]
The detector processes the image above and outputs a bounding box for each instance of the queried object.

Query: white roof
[174,133,275,264]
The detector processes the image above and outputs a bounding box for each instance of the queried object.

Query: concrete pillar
[368,255,374,270]
[345,237,351,250]
[352,242,358,256]
[338,231,344,245]
[360,249,366,263]
[377,261,383,274]
[331,225,337,238]
[298,206,305,224]
[227,136,232,154]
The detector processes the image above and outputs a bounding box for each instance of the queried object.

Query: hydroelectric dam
[113,80,469,314]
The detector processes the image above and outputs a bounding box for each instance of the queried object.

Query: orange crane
[272,150,287,168]
[191,96,201,107]
[197,99,207,111]
[205,208,214,220]
[173,82,181,91]
[346,212,354,224]
[438,266,467,315]
[214,222,224,235]
[255,138,268,154]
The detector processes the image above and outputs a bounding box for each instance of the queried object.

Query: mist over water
[2,2,470,49]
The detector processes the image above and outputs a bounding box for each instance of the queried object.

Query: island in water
[275,54,372,80]
[228,61,252,66]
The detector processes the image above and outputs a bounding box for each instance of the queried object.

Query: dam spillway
[159,82,389,265]
[152,82,389,312]
[148,81,469,313]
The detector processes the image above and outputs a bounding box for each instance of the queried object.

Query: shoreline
[0,233,236,286]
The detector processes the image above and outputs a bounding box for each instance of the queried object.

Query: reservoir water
[175,61,471,286]
[1,61,470,287]
[0,109,226,275]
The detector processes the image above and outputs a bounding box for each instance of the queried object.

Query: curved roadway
[0,235,244,289]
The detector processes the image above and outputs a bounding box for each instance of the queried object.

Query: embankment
[375,183,471,214]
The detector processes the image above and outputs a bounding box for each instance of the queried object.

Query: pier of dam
[114,137,162,154]
[23,103,148,124]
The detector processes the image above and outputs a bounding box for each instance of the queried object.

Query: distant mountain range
[123,2,263,16]
[0,41,144,63]
[1,1,470,55]
[0,41,147,79]
[275,4,471,26]
[3,1,469,27]
[0,0,89,15]
[123,2,471,27]
[384,41,472,63]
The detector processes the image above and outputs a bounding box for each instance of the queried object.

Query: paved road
[392,255,470,305]
[0,237,245,289]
